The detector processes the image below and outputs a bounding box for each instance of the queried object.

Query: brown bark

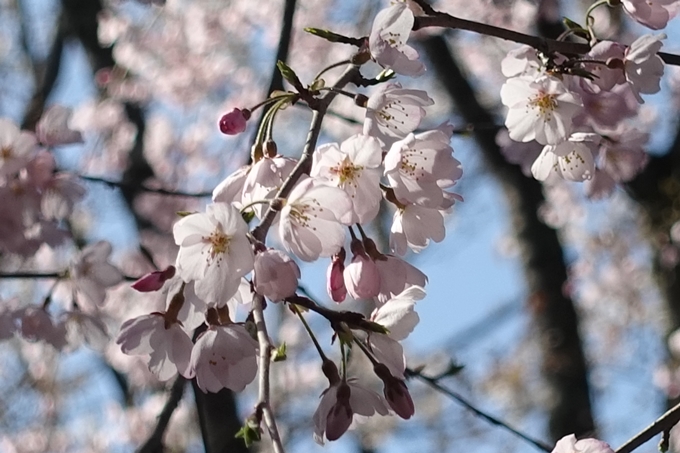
[420,34,595,440]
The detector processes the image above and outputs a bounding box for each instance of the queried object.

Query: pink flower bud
[325,383,353,441]
[253,249,300,302]
[343,241,380,300]
[131,266,176,292]
[374,363,414,419]
[219,108,250,135]
[327,249,347,303]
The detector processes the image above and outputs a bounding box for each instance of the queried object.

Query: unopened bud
[354,94,369,107]
[131,266,176,292]
[265,139,278,157]
[219,108,250,135]
[374,363,415,419]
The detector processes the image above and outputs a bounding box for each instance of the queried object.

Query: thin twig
[407,368,553,453]
[0,271,138,281]
[251,293,285,453]
[616,402,680,453]
[78,174,212,198]
[414,13,680,66]
[137,376,187,453]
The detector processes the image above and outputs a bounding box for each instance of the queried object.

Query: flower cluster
[500,29,666,195]
[113,0,463,443]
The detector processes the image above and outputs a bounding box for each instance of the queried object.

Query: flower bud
[131,266,176,292]
[219,108,250,135]
[253,249,300,302]
[374,363,414,419]
[327,249,347,303]
[325,382,353,441]
[343,240,380,300]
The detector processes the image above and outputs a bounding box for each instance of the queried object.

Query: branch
[0,271,137,281]
[616,402,680,453]
[251,63,362,242]
[407,368,553,453]
[78,174,212,198]
[413,13,680,66]
[137,376,187,453]
[251,293,285,453]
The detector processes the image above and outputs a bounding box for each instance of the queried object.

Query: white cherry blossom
[189,323,258,393]
[173,202,254,305]
[70,240,124,306]
[384,128,462,208]
[369,1,425,77]
[253,248,300,302]
[390,203,445,255]
[501,75,583,145]
[532,133,599,182]
[551,434,614,453]
[0,118,37,178]
[116,313,193,380]
[363,83,433,147]
[621,0,677,30]
[311,134,383,224]
[624,33,666,103]
[279,177,352,262]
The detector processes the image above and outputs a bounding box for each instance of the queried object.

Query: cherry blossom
[189,322,258,393]
[369,0,425,77]
[531,133,599,182]
[173,202,254,305]
[390,203,446,255]
[621,0,677,30]
[623,33,666,103]
[253,248,300,302]
[313,370,389,444]
[19,307,67,349]
[279,177,352,262]
[0,118,38,178]
[551,434,614,453]
[218,108,250,135]
[116,312,193,380]
[70,240,124,306]
[327,249,347,303]
[363,83,433,147]
[35,105,83,146]
[242,154,297,218]
[501,75,583,145]
[384,128,462,208]
[311,134,383,224]
[501,45,542,78]
[131,265,176,292]
[343,239,381,300]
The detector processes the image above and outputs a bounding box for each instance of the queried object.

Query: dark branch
[137,376,187,453]
[616,402,680,453]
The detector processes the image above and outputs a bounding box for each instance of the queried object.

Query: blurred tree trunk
[57,1,250,451]
[628,134,680,409]
[421,34,596,441]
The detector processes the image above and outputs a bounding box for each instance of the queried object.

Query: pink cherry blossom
[531,133,599,182]
[116,312,194,380]
[369,1,425,77]
[623,33,666,103]
[621,0,677,29]
[373,363,415,419]
[278,177,352,262]
[253,248,300,302]
[70,240,124,306]
[501,75,583,145]
[313,377,389,444]
[189,323,258,392]
[363,83,433,146]
[19,307,67,349]
[551,434,614,453]
[173,202,254,305]
[384,128,462,208]
[327,250,347,303]
[390,203,445,255]
[366,241,427,305]
[218,108,250,135]
[35,105,84,146]
[131,265,176,292]
[580,41,625,93]
[311,134,383,224]
[0,118,38,178]
[343,239,381,300]
[501,45,542,78]
[598,127,649,182]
